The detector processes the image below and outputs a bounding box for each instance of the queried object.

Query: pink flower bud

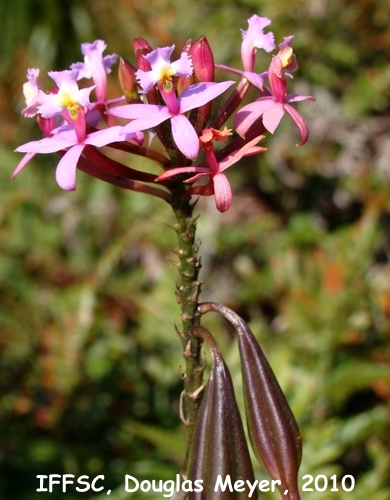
[133,37,153,55]
[118,57,140,103]
[189,36,215,83]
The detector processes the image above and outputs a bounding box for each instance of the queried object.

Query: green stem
[169,186,204,473]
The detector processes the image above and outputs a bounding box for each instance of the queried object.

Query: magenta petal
[219,134,265,172]
[55,144,84,190]
[241,16,275,71]
[284,103,309,146]
[15,135,75,154]
[213,172,232,212]
[171,52,193,76]
[12,152,36,179]
[179,81,234,113]
[262,102,285,134]
[156,165,207,181]
[234,98,274,137]
[85,126,125,147]
[108,104,137,119]
[243,71,264,89]
[136,71,157,94]
[120,107,172,134]
[144,45,175,67]
[170,114,199,160]
[268,58,287,98]
[286,93,315,103]
[109,103,164,119]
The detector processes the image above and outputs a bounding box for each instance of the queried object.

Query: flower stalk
[170,185,204,451]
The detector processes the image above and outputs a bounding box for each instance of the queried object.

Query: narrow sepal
[118,57,140,103]
[190,36,215,83]
[198,303,302,500]
[189,36,215,133]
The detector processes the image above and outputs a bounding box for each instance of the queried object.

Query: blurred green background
[1,0,390,499]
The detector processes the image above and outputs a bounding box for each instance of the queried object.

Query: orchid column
[13,16,313,500]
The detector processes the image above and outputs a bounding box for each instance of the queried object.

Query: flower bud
[133,37,153,55]
[198,303,302,500]
[118,57,140,103]
[188,36,216,133]
[176,73,195,95]
[37,116,56,138]
[190,36,215,83]
[187,325,257,500]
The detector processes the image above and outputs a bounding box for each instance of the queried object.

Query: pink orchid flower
[136,45,193,93]
[22,68,42,117]
[156,128,266,212]
[37,70,95,120]
[71,40,118,102]
[109,45,233,160]
[14,125,141,191]
[109,80,234,160]
[234,38,314,145]
[241,15,276,73]
[14,69,141,190]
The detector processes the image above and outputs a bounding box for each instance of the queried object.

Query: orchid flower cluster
[14,16,313,500]
[14,15,313,212]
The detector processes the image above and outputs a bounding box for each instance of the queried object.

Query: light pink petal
[243,71,264,89]
[36,92,65,118]
[77,86,96,108]
[55,144,85,190]
[136,71,158,94]
[182,172,209,184]
[234,98,274,137]
[262,102,285,133]
[286,93,315,103]
[179,81,234,113]
[170,114,199,160]
[241,15,275,71]
[284,103,309,146]
[156,165,208,181]
[109,103,166,120]
[171,52,193,76]
[85,126,125,147]
[137,46,176,93]
[102,53,118,74]
[99,126,143,145]
[22,104,39,118]
[121,108,172,134]
[11,152,36,179]
[213,172,232,212]
[15,135,76,154]
[241,16,275,51]
[48,69,78,88]
[219,134,265,171]
[74,40,116,101]
[144,45,175,66]
[110,105,172,134]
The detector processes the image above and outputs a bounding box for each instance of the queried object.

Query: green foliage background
[1,1,390,499]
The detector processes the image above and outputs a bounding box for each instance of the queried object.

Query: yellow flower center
[279,46,293,68]
[57,82,81,113]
